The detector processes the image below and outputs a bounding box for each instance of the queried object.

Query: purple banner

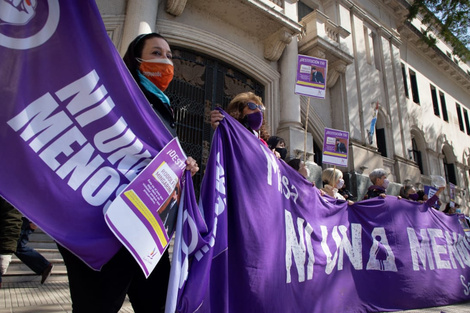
[0,1,173,269]
[171,109,470,312]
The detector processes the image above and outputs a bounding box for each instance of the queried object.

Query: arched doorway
[166,47,265,194]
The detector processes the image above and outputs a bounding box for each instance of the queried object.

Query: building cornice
[298,10,354,87]
[399,21,470,91]
[166,0,302,62]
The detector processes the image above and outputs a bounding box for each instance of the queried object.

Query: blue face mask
[408,193,419,201]
[244,111,263,131]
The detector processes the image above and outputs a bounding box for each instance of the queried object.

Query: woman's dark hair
[443,203,452,214]
[287,158,302,171]
[267,136,285,150]
[226,92,270,141]
[417,190,426,201]
[399,185,415,199]
[122,32,169,79]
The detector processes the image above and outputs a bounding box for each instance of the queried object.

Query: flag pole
[304,97,310,162]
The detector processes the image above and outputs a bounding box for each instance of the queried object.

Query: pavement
[2,280,470,312]
[0,280,133,313]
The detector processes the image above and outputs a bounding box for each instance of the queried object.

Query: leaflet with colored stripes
[105,137,186,277]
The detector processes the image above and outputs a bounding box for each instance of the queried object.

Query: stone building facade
[95,0,470,212]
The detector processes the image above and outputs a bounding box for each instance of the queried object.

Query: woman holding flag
[59,33,198,313]
[210,91,271,145]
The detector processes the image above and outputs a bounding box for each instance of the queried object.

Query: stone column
[277,38,314,161]
[119,0,159,56]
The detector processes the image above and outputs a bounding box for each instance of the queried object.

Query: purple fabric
[175,109,470,312]
[0,1,173,269]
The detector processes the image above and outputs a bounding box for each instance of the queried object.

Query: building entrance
[166,48,264,194]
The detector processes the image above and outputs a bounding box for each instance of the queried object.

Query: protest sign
[294,55,328,99]
[322,127,349,167]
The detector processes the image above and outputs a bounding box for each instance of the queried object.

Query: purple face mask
[244,111,263,131]
[408,193,419,201]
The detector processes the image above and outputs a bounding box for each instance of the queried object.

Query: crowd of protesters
[1,30,466,313]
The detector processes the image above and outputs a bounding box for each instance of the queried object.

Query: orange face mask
[138,58,174,91]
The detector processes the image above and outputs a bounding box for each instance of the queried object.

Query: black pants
[57,244,170,313]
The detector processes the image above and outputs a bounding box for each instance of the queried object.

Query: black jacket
[138,80,177,138]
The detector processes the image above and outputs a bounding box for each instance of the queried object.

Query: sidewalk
[0,280,133,313]
[1,280,470,312]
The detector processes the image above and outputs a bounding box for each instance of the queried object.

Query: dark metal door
[165,48,264,195]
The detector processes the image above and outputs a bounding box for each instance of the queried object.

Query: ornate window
[166,48,264,195]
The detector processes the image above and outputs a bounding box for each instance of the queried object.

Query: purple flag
[0,1,173,269]
[173,109,470,312]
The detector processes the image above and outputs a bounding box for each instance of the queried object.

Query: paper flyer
[105,138,187,277]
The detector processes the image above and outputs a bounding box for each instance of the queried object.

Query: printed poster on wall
[105,138,186,277]
[322,127,349,167]
[294,54,328,99]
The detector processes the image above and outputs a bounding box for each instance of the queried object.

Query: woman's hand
[272,149,281,159]
[186,157,199,177]
[210,110,224,129]
[434,186,446,197]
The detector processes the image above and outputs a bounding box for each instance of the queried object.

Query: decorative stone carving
[166,0,187,16]
[172,52,205,87]
[264,27,293,62]
[102,15,125,50]
[309,47,326,59]
[224,75,255,97]
[326,59,347,88]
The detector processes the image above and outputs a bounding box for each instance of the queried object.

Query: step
[7,259,66,272]
[2,270,68,283]
[12,248,64,260]
[3,226,67,283]
[3,260,68,283]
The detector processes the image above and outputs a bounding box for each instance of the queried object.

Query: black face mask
[275,147,287,160]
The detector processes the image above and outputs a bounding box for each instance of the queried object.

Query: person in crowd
[320,168,354,204]
[57,32,199,313]
[443,202,458,215]
[210,91,270,147]
[417,189,427,202]
[268,135,287,160]
[363,168,389,200]
[287,158,309,180]
[338,184,356,201]
[399,185,419,201]
[15,217,53,284]
[0,198,22,289]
